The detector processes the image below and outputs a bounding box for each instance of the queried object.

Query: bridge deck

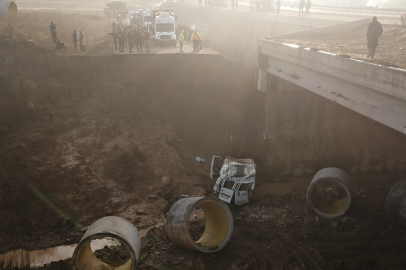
[273,23,406,70]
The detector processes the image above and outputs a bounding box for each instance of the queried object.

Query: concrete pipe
[72,216,141,270]
[385,179,406,226]
[167,197,233,253]
[0,1,17,16]
[306,167,352,219]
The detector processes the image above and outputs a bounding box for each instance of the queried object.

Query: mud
[0,238,118,269]
[0,36,264,255]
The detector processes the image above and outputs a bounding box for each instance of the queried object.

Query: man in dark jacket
[143,29,151,53]
[71,30,78,50]
[128,30,134,53]
[366,16,383,58]
[276,0,281,15]
[56,39,65,51]
[134,29,143,52]
[49,21,57,44]
[117,30,125,52]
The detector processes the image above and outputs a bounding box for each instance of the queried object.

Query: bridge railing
[313,5,406,15]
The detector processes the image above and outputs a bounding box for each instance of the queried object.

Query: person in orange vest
[192,31,200,53]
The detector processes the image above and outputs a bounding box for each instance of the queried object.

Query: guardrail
[313,5,406,15]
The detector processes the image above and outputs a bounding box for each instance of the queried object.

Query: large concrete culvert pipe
[0,1,17,16]
[167,197,233,253]
[306,168,353,219]
[72,216,141,270]
[385,180,406,226]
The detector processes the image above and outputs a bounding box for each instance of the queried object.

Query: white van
[154,11,176,46]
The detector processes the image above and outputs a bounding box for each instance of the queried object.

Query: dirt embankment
[0,40,265,253]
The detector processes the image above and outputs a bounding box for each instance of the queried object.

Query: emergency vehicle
[154,11,176,46]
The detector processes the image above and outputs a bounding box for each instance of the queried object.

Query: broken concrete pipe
[0,1,17,16]
[72,216,141,270]
[166,197,233,253]
[385,179,406,226]
[306,167,352,219]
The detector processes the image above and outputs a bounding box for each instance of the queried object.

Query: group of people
[298,0,312,17]
[71,30,86,51]
[108,21,204,54]
[111,21,151,53]
[49,21,85,52]
[176,25,204,53]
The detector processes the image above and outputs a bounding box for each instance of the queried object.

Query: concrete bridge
[163,3,406,174]
[257,20,406,135]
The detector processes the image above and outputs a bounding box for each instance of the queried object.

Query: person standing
[276,0,281,14]
[188,27,194,44]
[198,30,203,50]
[49,21,57,44]
[366,16,383,59]
[79,31,85,51]
[117,30,125,52]
[143,29,151,52]
[112,29,118,50]
[123,27,128,50]
[192,31,200,53]
[305,0,311,17]
[128,30,134,53]
[71,30,78,50]
[231,0,235,10]
[134,29,142,52]
[179,30,184,52]
[298,0,305,17]
[185,26,191,44]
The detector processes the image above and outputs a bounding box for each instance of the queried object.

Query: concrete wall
[263,80,406,176]
[161,3,343,66]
